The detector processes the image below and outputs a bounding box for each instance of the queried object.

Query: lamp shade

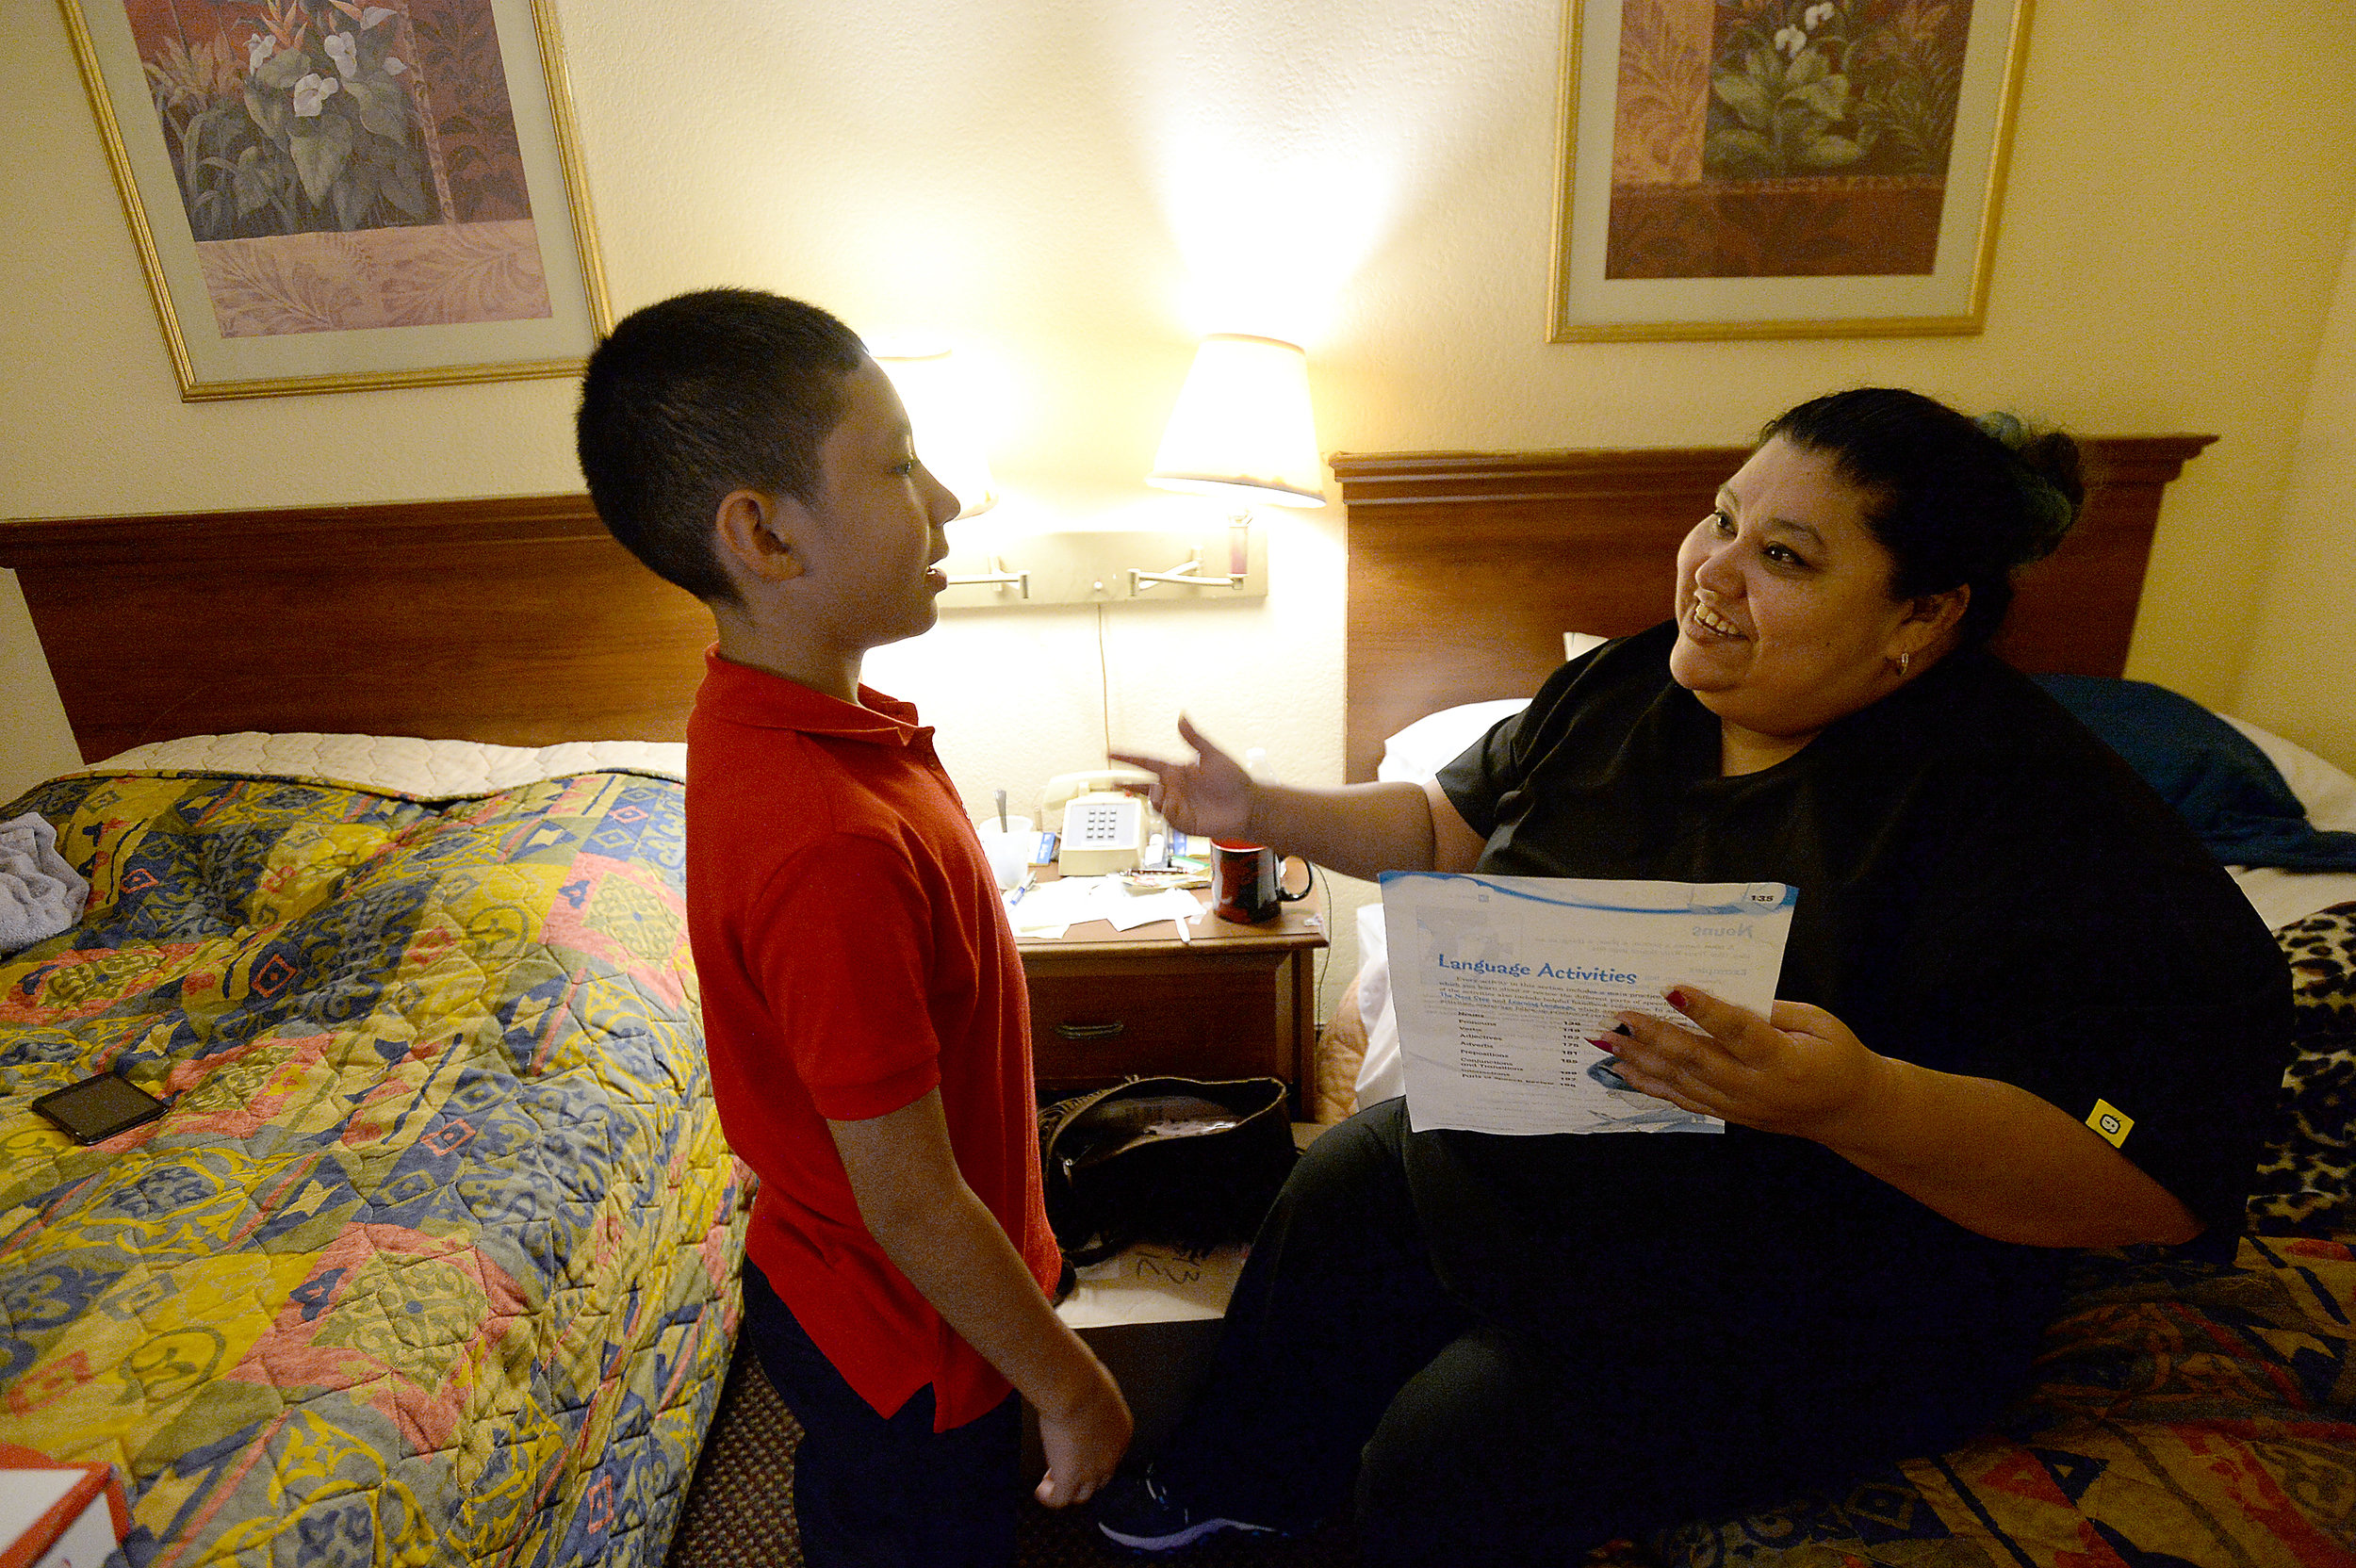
[874,346,998,518]
[1146,334,1326,508]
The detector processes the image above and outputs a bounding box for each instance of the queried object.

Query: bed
[1316,440,2356,1565]
[0,498,745,1568]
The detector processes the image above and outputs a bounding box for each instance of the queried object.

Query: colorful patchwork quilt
[0,768,746,1568]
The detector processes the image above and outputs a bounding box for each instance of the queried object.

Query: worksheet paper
[1003,875,1202,939]
[1381,872,1797,1135]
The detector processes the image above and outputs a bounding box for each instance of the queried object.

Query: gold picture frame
[1549,0,2032,341]
[61,0,611,400]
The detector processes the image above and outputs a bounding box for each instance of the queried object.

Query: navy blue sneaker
[1094,1467,1285,1554]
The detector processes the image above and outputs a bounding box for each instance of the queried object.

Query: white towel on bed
[0,813,89,956]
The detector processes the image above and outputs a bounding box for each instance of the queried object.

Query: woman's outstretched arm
[1113,715,1486,881]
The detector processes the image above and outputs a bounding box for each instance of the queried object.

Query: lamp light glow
[1146,334,1325,509]
[873,345,999,519]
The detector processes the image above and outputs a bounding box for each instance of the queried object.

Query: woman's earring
[1896,652,1912,678]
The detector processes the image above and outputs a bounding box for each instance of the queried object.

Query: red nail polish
[1666,988,1690,1009]
[1586,1037,1618,1053]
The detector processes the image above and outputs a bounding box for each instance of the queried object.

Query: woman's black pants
[1149,1097,2054,1566]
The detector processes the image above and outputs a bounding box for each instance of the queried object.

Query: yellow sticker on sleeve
[2086,1099,2133,1147]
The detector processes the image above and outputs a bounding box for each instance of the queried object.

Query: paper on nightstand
[1005,876,1203,937]
[1005,875,1110,935]
[1102,888,1203,931]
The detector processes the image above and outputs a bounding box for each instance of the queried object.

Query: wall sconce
[933,531,1268,609]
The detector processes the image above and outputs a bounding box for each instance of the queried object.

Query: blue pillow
[2035,675,2356,873]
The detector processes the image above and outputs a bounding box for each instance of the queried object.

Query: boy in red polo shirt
[576,288,1130,1565]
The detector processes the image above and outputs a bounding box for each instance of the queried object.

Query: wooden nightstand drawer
[1018,882,1325,1110]
[1028,952,1294,1096]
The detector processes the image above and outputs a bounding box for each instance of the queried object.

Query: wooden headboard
[1,434,2214,772]
[0,495,711,762]
[1331,436,2216,783]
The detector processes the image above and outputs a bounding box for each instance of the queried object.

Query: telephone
[1040,770,1156,875]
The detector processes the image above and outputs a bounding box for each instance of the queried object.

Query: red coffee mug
[1209,841,1310,923]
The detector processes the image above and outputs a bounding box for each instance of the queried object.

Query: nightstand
[1018,883,1328,1113]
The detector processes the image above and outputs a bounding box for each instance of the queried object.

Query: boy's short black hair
[576,288,868,604]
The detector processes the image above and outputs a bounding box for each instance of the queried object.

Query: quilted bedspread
[0,769,746,1568]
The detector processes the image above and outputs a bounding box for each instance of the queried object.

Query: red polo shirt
[685,650,1057,1430]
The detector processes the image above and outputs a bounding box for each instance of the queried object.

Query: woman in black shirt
[1097,389,2291,1564]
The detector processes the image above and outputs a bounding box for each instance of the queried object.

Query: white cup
[973,815,1036,890]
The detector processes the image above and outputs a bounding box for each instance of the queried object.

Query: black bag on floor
[1038,1076,1298,1266]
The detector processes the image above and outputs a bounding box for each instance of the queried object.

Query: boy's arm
[829,1089,1133,1506]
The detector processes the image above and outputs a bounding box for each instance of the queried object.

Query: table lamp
[1142,333,1324,591]
[874,346,999,519]
[1146,334,1326,513]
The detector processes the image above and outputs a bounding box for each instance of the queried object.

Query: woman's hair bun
[1973,411,2083,568]
[1761,387,2086,650]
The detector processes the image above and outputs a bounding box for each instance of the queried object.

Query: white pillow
[2216,713,2356,930]
[1372,633,1608,786]
[72,732,688,798]
[2221,714,2356,832]
[1375,699,1530,785]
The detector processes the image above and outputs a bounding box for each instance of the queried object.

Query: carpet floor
[664,1343,1366,1567]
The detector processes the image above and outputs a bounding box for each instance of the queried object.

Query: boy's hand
[829,1092,1133,1508]
[1032,1362,1133,1508]
[1111,714,1253,840]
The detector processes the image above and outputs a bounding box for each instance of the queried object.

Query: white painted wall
[6,1,2355,1008]
[0,572,81,802]
[2235,220,2356,770]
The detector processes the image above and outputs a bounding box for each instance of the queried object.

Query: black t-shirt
[1419,624,2292,1375]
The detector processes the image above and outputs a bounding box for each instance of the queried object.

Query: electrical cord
[1309,859,1333,1012]
[1095,601,1112,767]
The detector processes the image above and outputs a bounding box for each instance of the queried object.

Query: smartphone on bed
[33,1072,168,1145]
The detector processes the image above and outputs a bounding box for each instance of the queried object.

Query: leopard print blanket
[2249,898,2356,1235]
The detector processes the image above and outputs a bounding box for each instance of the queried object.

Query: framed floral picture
[1550,0,2032,340]
[60,0,611,400]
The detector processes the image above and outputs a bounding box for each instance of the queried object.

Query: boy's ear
[712,488,808,585]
